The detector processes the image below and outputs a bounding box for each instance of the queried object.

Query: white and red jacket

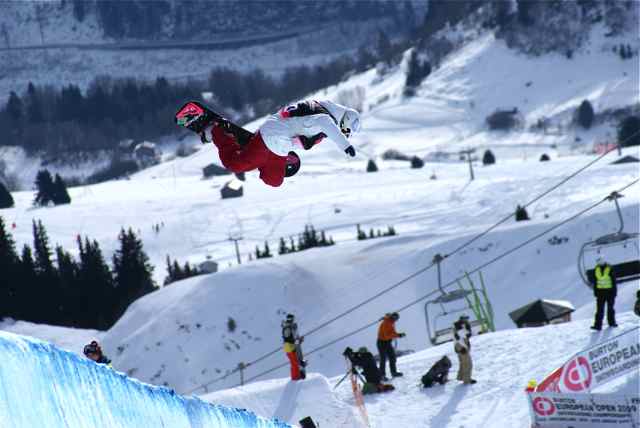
[259,100,354,156]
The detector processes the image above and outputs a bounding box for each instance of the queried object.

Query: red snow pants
[286,351,302,380]
[211,125,287,187]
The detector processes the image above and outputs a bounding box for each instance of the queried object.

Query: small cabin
[198,260,218,274]
[221,179,243,199]
[509,299,574,328]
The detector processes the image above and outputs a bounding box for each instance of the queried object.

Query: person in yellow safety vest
[591,258,618,331]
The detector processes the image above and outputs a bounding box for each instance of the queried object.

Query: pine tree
[18,245,38,321]
[255,245,262,259]
[26,82,44,123]
[263,241,272,258]
[482,150,496,165]
[618,116,640,148]
[369,228,374,239]
[55,245,79,325]
[164,255,174,285]
[77,237,114,329]
[577,100,594,129]
[172,260,183,280]
[279,237,288,255]
[52,174,71,205]
[289,236,296,253]
[112,228,156,321]
[0,217,19,319]
[32,220,59,323]
[357,224,367,240]
[6,91,23,123]
[34,169,56,206]
[0,180,14,208]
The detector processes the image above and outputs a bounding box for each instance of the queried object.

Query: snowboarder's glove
[345,146,356,157]
[398,333,406,338]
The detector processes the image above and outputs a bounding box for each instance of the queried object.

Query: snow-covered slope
[301,29,639,160]
[1,14,639,428]
[4,146,638,395]
[0,331,290,428]
[203,314,639,427]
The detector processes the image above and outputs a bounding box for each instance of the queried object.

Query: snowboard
[296,340,307,379]
[175,101,254,146]
[175,100,301,177]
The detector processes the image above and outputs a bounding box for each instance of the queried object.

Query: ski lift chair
[424,289,485,345]
[578,192,640,288]
[424,254,488,345]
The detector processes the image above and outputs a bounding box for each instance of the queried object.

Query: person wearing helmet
[376,312,405,380]
[282,313,305,380]
[83,340,112,367]
[343,346,394,394]
[207,99,360,187]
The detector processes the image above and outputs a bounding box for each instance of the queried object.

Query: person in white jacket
[453,315,476,385]
[209,100,360,187]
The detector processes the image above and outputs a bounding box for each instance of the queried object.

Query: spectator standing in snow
[634,290,640,317]
[591,258,618,330]
[377,312,405,380]
[83,340,112,366]
[453,315,476,385]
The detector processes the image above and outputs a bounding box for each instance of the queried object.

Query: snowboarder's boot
[391,372,404,378]
[590,325,602,331]
[175,101,232,144]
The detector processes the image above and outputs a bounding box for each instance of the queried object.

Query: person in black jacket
[421,356,452,388]
[591,259,618,330]
[634,290,640,317]
[343,347,394,394]
[83,340,111,366]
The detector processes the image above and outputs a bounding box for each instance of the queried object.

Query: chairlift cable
[188,133,639,393]
[235,179,638,387]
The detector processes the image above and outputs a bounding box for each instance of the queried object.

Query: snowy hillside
[299,28,639,159]
[3,144,638,396]
[203,314,639,427]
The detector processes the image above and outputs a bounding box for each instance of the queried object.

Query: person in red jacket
[376,312,405,380]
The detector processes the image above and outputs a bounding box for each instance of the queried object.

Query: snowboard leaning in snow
[296,339,307,379]
[175,101,254,146]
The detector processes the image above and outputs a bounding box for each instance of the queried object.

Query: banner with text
[528,392,640,428]
[537,327,639,393]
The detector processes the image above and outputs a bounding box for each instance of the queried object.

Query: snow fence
[0,331,291,428]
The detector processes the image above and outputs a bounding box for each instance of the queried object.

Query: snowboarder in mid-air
[175,99,361,187]
[282,313,306,380]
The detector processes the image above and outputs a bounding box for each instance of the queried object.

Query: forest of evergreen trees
[0,216,156,330]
